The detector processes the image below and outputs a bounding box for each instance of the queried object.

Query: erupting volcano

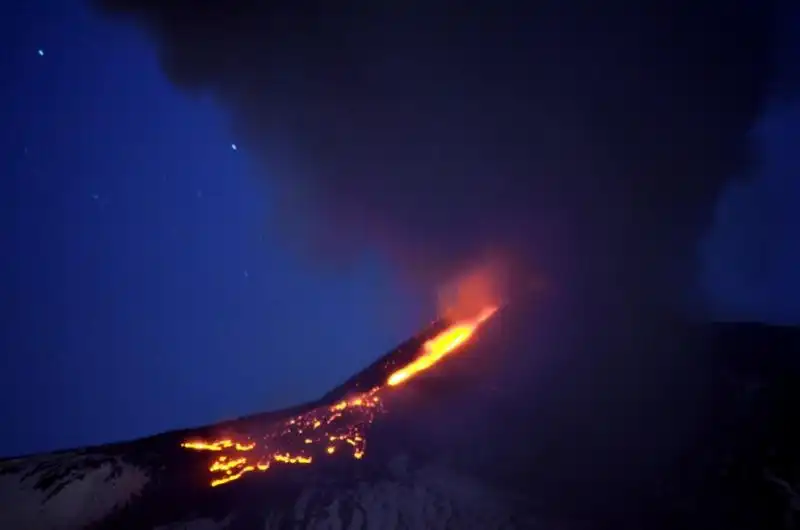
[181,305,499,487]
[2,295,799,530]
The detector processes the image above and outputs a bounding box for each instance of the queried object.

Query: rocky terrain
[2,300,800,529]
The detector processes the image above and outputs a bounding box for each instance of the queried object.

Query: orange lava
[386,306,497,387]
[182,306,497,487]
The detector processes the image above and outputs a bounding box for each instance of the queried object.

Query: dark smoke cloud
[91,0,778,315]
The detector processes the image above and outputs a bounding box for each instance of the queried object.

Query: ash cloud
[91,0,778,316]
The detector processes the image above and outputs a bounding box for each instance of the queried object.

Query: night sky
[2,1,423,456]
[2,1,798,457]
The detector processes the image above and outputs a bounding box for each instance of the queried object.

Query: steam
[91,1,778,317]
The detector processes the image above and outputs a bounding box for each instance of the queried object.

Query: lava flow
[387,305,497,386]
[182,305,498,487]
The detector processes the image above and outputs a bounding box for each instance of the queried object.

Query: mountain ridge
[2,310,799,529]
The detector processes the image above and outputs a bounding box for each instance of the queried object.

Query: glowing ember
[182,306,497,487]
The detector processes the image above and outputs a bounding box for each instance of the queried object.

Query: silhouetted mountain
[2,300,799,529]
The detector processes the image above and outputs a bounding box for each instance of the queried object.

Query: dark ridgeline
[1,297,800,529]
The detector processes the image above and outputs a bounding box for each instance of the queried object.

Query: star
[37,49,44,56]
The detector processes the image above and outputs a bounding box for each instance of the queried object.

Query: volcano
[2,298,800,530]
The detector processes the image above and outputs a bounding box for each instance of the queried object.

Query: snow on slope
[0,451,149,529]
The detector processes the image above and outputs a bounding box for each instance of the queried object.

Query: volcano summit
[1,297,800,529]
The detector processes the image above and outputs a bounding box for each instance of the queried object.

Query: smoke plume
[91,0,778,316]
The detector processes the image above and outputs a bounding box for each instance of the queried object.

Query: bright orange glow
[182,305,498,487]
[387,306,497,386]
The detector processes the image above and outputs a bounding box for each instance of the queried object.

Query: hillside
[2,300,799,529]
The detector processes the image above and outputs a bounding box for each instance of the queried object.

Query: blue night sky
[2,2,798,457]
[2,2,423,456]
[702,97,800,324]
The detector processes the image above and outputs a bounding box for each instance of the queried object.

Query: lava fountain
[182,305,498,487]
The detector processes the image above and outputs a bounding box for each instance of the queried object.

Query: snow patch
[266,459,532,529]
[0,452,150,530]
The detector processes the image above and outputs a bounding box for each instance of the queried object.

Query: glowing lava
[182,306,497,487]
[182,389,380,487]
[386,305,497,387]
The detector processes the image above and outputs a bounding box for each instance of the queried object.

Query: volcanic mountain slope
[0,310,538,530]
[2,300,800,530]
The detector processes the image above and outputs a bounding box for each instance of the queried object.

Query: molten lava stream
[386,305,497,386]
[182,305,497,486]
